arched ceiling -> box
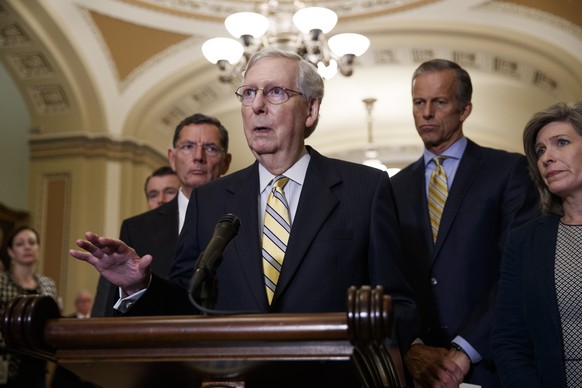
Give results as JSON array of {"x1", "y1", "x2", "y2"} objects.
[{"x1": 1, "y1": 0, "x2": 582, "y2": 171}]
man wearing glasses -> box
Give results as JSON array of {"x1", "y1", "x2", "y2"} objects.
[
  {"x1": 91, "y1": 113, "x2": 231, "y2": 316},
  {"x1": 72, "y1": 48, "x2": 418, "y2": 384}
]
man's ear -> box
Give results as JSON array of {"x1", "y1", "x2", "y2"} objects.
[
  {"x1": 167, "y1": 148, "x2": 177, "y2": 172},
  {"x1": 459, "y1": 102, "x2": 472, "y2": 122},
  {"x1": 305, "y1": 99, "x2": 320, "y2": 127},
  {"x1": 221, "y1": 153, "x2": 232, "y2": 175}
]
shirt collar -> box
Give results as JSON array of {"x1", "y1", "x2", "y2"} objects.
[
  {"x1": 423, "y1": 136, "x2": 468, "y2": 166},
  {"x1": 178, "y1": 188, "x2": 188, "y2": 207},
  {"x1": 259, "y1": 152, "x2": 311, "y2": 194}
]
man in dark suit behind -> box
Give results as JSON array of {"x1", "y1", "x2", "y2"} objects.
[
  {"x1": 144, "y1": 166, "x2": 180, "y2": 211},
  {"x1": 390, "y1": 59, "x2": 539, "y2": 387},
  {"x1": 91, "y1": 113, "x2": 231, "y2": 317}
]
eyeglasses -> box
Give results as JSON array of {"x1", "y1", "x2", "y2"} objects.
[
  {"x1": 175, "y1": 142, "x2": 224, "y2": 157},
  {"x1": 235, "y1": 85, "x2": 303, "y2": 105}
]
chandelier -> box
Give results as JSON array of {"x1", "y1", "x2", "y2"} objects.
[
  {"x1": 361, "y1": 97, "x2": 401, "y2": 177},
  {"x1": 201, "y1": 1, "x2": 370, "y2": 82}
]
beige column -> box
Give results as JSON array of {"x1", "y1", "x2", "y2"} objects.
[{"x1": 27, "y1": 135, "x2": 166, "y2": 314}]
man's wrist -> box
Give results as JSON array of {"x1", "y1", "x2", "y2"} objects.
[
  {"x1": 122, "y1": 273, "x2": 152, "y2": 296},
  {"x1": 451, "y1": 342, "x2": 471, "y2": 362}
]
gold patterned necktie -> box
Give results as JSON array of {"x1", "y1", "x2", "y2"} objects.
[
  {"x1": 428, "y1": 156, "x2": 448, "y2": 243},
  {"x1": 262, "y1": 176, "x2": 291, "y2": 304}
]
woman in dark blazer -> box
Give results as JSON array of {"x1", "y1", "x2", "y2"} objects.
[{"x1": 492, "y1": 100, "x2": 582, "y2": 387}]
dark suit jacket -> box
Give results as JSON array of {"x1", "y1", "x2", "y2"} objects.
[
  {"x1": 130, "y1": 147, "x2": 419, "y2": 348},
  {"x1": 91, "y1": 197, "x2": 179, "y2": 317},
  {"x1": 492, "y1": 215, "x2": 567, "y2": 387},
  {"x1": 390, "y1": 139, "x2": 539, "y2": 386}
]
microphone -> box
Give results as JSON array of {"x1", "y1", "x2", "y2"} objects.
[{"x1": 189, "y1": 214, "x2": 240, "y2": 309}]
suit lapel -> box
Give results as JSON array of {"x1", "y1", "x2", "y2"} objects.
[
  {"x1": 273, "y1": 150, "x2": 339, "y2": 304},
  {"x1": 533, "y1": 216, "x2": 561, "y2": 336},
  {"x1": 408, "y1": 158, "x2": 433, "y2": 245},
  {"x1": 224, "y1": 163, "x2": 266, "y2": 307},
  {"x1": 434, "y1": 141, "x2": 482, "y2": 254},
  {"x1": 397, "y1": 157, "x2": 434, "y2": 255},
  {"x1": 149, "y1": 198, "x2": 179, "y2": 275},
  {"x1": 154, "y1": 198, "x2": 179, "y2": 248}
]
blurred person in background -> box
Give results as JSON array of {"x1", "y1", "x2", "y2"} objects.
[
  {"x1": 0, "y1": 225, "x2": 57, "y2": 387},
  {"x1": 67, "y1": 289, "x2": 93, "y2": 318},
  {"x1": 144, "y1": 166, "x2": 180, "y2": 210},
  {"x1": 0, "y1": 229, "x2": 5, "y2": 273}
]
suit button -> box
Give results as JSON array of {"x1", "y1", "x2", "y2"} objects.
[{"x1": 430, "y1": 277, "x2": 438, "y2": 286}]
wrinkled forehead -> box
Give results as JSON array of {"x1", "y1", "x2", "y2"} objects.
[
  {"x1": 244, "y1": 57, "x2": 298, "y2": 87},
  {"x1": 177, "y1": 123, "x2": 222, "y2": 144}
]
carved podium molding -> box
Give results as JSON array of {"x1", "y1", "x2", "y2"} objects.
[{"x1": 1, "y1": 286, "x2": 406, "y2": 387}]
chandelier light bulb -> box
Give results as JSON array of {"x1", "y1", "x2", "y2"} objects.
[
  {"x1": 328, "y1": 33, "x2": 370, "y2": 57},
  {"x1": 317, "y1": 59, "x2": 338, "y2": 80},
  {"x1": 202, "y1": 38, "x2": 244, "y2": 64},
  {"x1": 292, "y1": 7, "x2": 338, "y2": 34},
  {"x1": 225, "y1": 12, "x2": 270, "y2": 39}
]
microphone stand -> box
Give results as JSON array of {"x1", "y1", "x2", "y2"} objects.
[
  {"x1": 198, "y1": 259, "x2": 218, "y2": 311},
  {"x1": 188, "y1": 254, "x2": 260, "y2": 316},
  {"x1": 189, "y1": 251, "x2": 219, "y2": 315},
  {"x1": 186, "y1": 213, "x2": 258, "y2": 316}
]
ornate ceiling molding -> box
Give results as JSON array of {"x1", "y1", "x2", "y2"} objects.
[
  {"x1": 0, "y1": 22, "x2": 31, "y2": 47},
  {"x1": 28, "y1": 85, "x2": 70, "y2": 114},
  {"x1": 481, "y1": 1, "x2": 582, "y2": 40},
  {"x1": 369, "y1": 45, "x2": 561, "y2": 95},
  {"x1": 29, "y1": 134, "x2": 167, "y2": 166},
  {"x1": 123, "y1": 0, "x2": 439, "y2": 21},
  {"x1": 6, "y1": 52, "x2": 54, "y2": 79}
]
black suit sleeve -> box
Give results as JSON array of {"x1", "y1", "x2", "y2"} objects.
[{"x1": 123, "y1": 274, "x2": 197, "y2": 316}]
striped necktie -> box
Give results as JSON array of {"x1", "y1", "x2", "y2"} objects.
[
  {"x1": 428, "y1": 156, "x2": 448, "y2": 243},
  {"x1": 262, "y1": 176, "x2": 291, "y2": 304}
]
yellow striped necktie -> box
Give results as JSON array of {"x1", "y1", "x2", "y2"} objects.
[
  {"x1": 262, "y1": 176, "x2": 291, "y2": 304},
  {"x1": 428, "y1": 156, "x2": 448, "y2": 243}
]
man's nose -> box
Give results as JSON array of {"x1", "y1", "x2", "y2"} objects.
[{"x1": 422, "y1": 103, "x2": 434, "y2": 118}]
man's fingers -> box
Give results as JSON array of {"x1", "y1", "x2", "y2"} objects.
[
  {"x1": 138, "y1": 255, "x2": 153, "y2": 270},
  {"x1": 69, "y1": 249, "x2": 87, "y2": 261},
  {"x1": 69, "y1": 248, "x2": 99, "y2": 266},
  {"x1": 84, "y1": 231, "x2": 101, "y2": 243},
  {"x1": 441, "y1": 358, "x2": 464, "y2": 385}
]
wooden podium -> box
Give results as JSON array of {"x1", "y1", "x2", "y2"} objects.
[{"x1": 1, "y1": 286, "x2": 407, "y2": 387}]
